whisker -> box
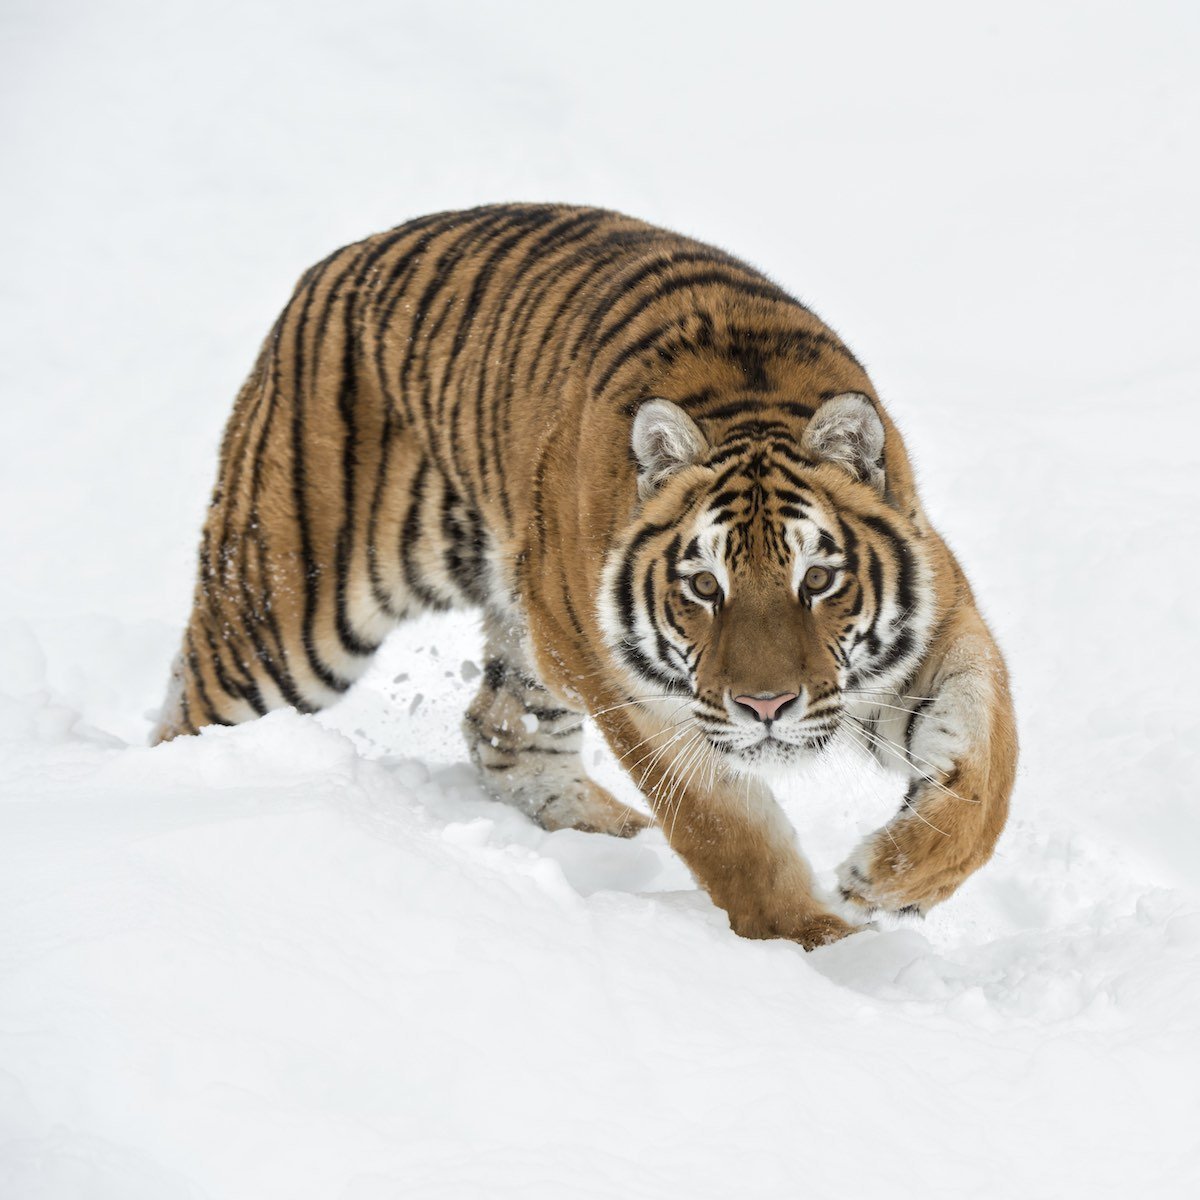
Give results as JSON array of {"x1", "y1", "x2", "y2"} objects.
[
  {"x1": 836, "y1": 727, "x2": 910, "y2": 856},
  {"x1": 630, "y1": 720, "x2": 695, "y2": 782},
  {"x1": 839, "y1": 716, "x2": 972, "y2": 814},
  {"x1": 578, "y1": 693, "x2": 694, "y2": 724},
  {"x1": 564, "y1": 696, "x2": 694, "y2": 755},
  {"x1": 843, "y1": 698, "x2": 924, "y2": 717},
  {"x1": 667, "y1": 733, "x2": 710, "y2": 840},
  {"x1": 845, "y1": 714, "x2": 979, "y2": 805},
  {"x1": 665, "y1": 735, "x2": 709, "y2": 843},
  {"x1": 843, "y1": 725, "x2": 948, "y2": 837},
  {"x1": 653, "y1": 731, "x2": 704, "y2": 841}
]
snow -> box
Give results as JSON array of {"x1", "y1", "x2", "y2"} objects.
[{"x1": 2, "y1": 1, "x2": 1199, "y2": 1197}]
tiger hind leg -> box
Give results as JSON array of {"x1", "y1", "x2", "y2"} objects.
[
  {"x1": 150, "y1": 432, "x2": 460, "y2": 745},
  {"x1": 150, "y1": 430, "x2": 409, "y2": 744},
  {"x1": 463, "y1": 614, "x2": 651, "y2": 837},
  {"x1": 150, "y1": 545, "x2": 397, "y2": 746}
]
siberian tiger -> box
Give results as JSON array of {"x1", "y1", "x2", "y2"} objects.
[{"x1": 156, "y1": 203, "x2": 1017, "y2": 949}]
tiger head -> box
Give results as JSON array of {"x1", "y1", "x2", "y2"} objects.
[{"x1": 600, "y1": 393, "x2": 938, "y2": 774}]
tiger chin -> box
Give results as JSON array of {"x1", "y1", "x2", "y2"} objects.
[{"x1": 155, "y1": 203, "x2": 1017, "y2": 951}]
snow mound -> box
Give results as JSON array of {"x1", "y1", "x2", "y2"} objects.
[{"x1": 2, "y1": 616, "x2": 1198, "y2": 1198}]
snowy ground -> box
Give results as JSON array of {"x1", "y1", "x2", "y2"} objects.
[{"x1": 2, "y1": 2, "x2": 1199, "y2": 1197}]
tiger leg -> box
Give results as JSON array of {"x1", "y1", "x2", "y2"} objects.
[
  {"x1": 836, "y1": 609, "x2": 1018, "y2": 916},
  {"x1": 463, "y1": 614, "x2": 652, "y2": 836},
  {"x1": 153, "y1": 504, "x2": 389, "y2": 744},
  {"x1": 153, "y1": 423, "x2": 492, "y2": 743},
  {"x1": 152, "y1": 462, "x2": 401, "y2": 745},
  {"x1": 153, "y1": 244, "x2": 451, "y2": 743},
  {"x1": 152, "y1": 519, "x2": 395, "y2": 746},
  {"x1": 599, "y1": 705, "x2": 860, "y2": 949}
]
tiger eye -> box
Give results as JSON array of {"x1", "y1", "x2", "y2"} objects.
[
  {"x1": 691, "y1": 571, "x2": 721, "y2": 600},
  {"x1": 804, "y1": 565, "x2": 833, "y2": 594}
]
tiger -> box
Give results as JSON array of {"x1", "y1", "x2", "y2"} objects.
[{"x1": 155, "y1": 203, "x2": 1017, "y2": 949}]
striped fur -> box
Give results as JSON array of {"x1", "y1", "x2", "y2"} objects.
[{"x1": 158, "y1": 204, "x2": 1017, "y2": 948}]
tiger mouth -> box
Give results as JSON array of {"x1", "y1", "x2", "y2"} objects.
[{"x1": 704, "y1": 725, "x2": 838, "y2": 759}]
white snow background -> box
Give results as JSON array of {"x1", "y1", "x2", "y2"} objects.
[{"x1": 2, "y1": 2, "x2": 1199, "y2": 1197}]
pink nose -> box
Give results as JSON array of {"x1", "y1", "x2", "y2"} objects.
[{"x1": 733, "y1": 692, "x2": 798, "y2": 722}]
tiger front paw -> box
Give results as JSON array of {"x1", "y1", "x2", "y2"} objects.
[
  {"x1": 836, "y1": 835, "x2": 956, "y2": 919},
  {"x1": 838, "y1": 861, "x2": 926, "y2": 919},
  {"x1": 728, "y1": 902, "x2": 864, "y2": 950},
  {"x1": 792, "y1": 910, "x2": 863, "y2": 951}
]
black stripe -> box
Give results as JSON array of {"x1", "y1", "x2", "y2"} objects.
[
  {"x1": 861, "y1": 513, "x2": 916, "y2": 621},
  {"x1": 473, "y1": 210, "x2": 608, "y2": 530},
  {"x1": 329, "y1": 244, "x2": 386, "y2": 659},
  {"x1": 399, "y1": 209, "x2": 525, "y2": 441},
  {"x1": 865, "y1": 545, "x2": 884, "y2": 619},
  {"x1": 289, "y1": 248, "x2": 356, "y2": 693},
  {"x1": 561, "y1": 582, "x2": 587, "y2": 639},
  {"x1": 185, "y1": 629, "x2": 229, "y2": 728},
  {"x1": 869, "y1": 629, "x2": 916, "y2": 681},
  {"x1": 661, "y1": 597, "x2": 687, "y2": 640},
  {"x1": 371, "y1": 221, "x2": 461, "y2": 423},
  {"x1": 528, "y1": 704, "x2": 573, "y2": 721},
  {"x1": 572, "y1": 250, "x2": 744, "y2": 361},
  {"x1": 615, "y1": 520, "x2": 674, "y2": 639},
  {"x1": 836, "y1": 514, "x2": 859, "y2": 574},
  {"x1": 441, "y1": 488, "x2": 489, "y2": 605},
  {"x1": 593, "y1": 269, "x2": 792, "y2": 360},
  {"x1": 241, "y1": 531, "x2": 315, "y2": 711},
  {"x1": 614, "y1": 636, "x2": 688, "y2": 691},
  {"x1": 362, "y1": 224, "x2": 456, "y2": 612},
  {"x1": 439, "y1": 210, "x2": 562, "y2": 524},
  {"x1": 719, "y1": 416, "x2": 797, "y2": 438},
  {"x1": 905, "y1": 695, "x2": 936, "y2": 749},
  {"x1": 374, "y1": 207, "x2": 513, "y2": 320},
  {"x1": 365, "y1": 419, "x2": 409, "y2": 619},
  {"x1": 203, "y1": 624, "x2": 267, "y2": 717},
  {"x1": 400, "y1": 459, "x2": 452, "y2": 611},
  {"x1": 236, "y1": 270, "x2": 332, "y2": 711},
  {"x1": 528, "y1": 231, "x2": 669, "y2": 392}
]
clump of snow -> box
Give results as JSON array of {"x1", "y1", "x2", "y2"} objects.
[{"x1": 2, "y1": 2, "x2": 1199, "y2": 1197}]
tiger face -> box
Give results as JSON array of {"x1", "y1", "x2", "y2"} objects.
[{"x1": 601, "y1": 395, "x2": 936, "y2": 775}]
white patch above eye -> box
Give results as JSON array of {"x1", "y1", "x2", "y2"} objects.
[
  {"x1": 785, "y1": 516, "x2": 843, "y2": 597},
  {"x1": 683, "y1": 517, "x2": 730, "y2": 600}
]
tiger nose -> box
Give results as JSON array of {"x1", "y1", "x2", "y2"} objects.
[{"x1": 732, "y1": 692, "x2": 799, "y2": 722}]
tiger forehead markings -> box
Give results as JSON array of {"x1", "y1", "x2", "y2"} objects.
[{"x1": 157, "y1": 203, "x2": 1017, "y2": 950}]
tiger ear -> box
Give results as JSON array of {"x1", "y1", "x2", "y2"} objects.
[
  {"x1": 802, "y1": 393, "x2": 886, "y2": 494},
  {"x1": 631, "y1": 399, "x2": 709, "y2": 499}
]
